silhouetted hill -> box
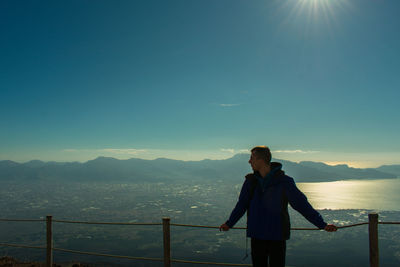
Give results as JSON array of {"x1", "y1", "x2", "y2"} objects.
[
  {"x1": 376, "y1": 165, "x2": 400, "y2": 177},
  {"x1": 0, "y1": 154, "x2": 397, "y2": 182},
  {"x1": 297, "y1": 161, "x2": 394, "y2": 181}
]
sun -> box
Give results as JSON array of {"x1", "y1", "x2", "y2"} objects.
[
  {"x1": 277, "y1": 0, "x2": 353, "y2": 34},
  {"x1": 295, "y1": 0, "x2": 348, "y2": 16}
]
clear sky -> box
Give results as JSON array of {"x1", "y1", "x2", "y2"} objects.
[{"x1": 1, "y1": 0, "x2": 399, "y2": 167}]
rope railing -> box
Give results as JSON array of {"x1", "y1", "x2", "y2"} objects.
[
  {"x1": 171, "y1": 222, "x2": 370, "y2": 230},
  {"x1": 0, "y1": 242, "x2": 46, "y2": 250},
  {"x1": 1, "y1": 213, "x2": 399, "y2": 267},
  {"x1": 0, "y1": 218, "x2": 45, "y2": 222},
  {"x1": 53, "y1": 247, "x2": 164, "y2": 262},
  {"x1": 0, "y1": 218, "x2": 379, "y2": 229},
  {"x1": 53, "y1": 219, "x2": 162, "y2": 226}
]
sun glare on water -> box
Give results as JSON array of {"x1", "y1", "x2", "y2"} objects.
[{"x1": 298, "y1": 179, "x2": 400, "y2": 211}]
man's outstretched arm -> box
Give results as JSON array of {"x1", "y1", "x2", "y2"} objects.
[
  {"x1": 285, "y1": 178, "x2": 338, "y2": 231},
  {"x1": 219, "y1": 179, "x2": 251, "y2": 231}
]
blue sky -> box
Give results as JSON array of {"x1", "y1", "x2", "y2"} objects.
[{"x1": 1, "y1": 0, "x2": 399, "y2": 167}]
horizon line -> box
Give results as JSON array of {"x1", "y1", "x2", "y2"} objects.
[{"x1": 1, "y1": 154, "x2": 399, "y2": 169}]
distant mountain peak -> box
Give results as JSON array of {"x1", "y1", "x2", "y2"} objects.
[
  {"x1": 300, "y1": 161, "x2": 329, "y2": 166},
  {"x1": 91, "y1": 156, "x2": 118, "y2": 161},
  {"x1": 0, "y1": 160, "x2": 20, "y2": 168},
  {"x1": 229, "y1": 153, "x2": 250, "y2": 160}
]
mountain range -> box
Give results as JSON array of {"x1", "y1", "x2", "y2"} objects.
[{"x1": 0, "y1": 154, "x2": 399, "y2": 183}]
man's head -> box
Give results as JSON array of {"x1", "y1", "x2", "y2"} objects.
[{"x1": 248, "y1": 146, "x2": 271, "y2": 171}]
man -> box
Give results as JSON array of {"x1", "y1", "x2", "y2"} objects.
[{"x1": 219, "y1": 146, "x2": 337, "y2": 267}]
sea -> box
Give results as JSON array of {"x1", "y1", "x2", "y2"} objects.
[{"x1": 297, "y1": 178, "x2": 400, "y2": 211}]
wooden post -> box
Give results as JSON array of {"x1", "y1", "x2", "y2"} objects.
[
  {"x1": 46, "y1": 215, "x2": 53, "y2": 267},
  {"x1": 368, "y1": 213, "x2": 379, "y2": 267},
  {"x1": 162, "y1": 217, "x2": 171, "y2": 267}
]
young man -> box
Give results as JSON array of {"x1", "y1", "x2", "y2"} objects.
[{"x1": 220, "y1": 146, "x2": 337, "y2": 267}]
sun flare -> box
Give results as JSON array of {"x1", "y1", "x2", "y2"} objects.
[{"x1": 277, "y1": 0, "x2": 353, "y2": 35}]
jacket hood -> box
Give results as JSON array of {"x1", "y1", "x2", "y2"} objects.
[
  {"x1": 249, "y1": 162, "x2": 285, "y2": 178},
  {"x1": 245, "y1": 162, "x2": 286, "y2": 189}
]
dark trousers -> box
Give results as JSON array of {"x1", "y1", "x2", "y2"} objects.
[{"x1": 251, "y1": 238, "x2": 286, "y2": 267}]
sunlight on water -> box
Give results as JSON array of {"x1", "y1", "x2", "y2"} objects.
[{"x1": 297, "y1": 178, "x2": 400, "y2": 211}]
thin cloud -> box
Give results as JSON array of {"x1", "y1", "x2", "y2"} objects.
[
  {"x1": 273, "y1": 150, "x2": 319, "y2": 154},
  {"x1": 98, "y1": 149, "x2": 147, "y2": 155},
  {"x1": 63, "y1": 149, "x2": 78, "y2": 152},
  {"x1": 219, "y1": 103, "x2": 241, "y2": 107},
  {"x1": 220, "y1": 148, "x2": 249, "y2": 154},
  {"x1": 220, "y1": 148, "x2": 235, "y2": 153},
  {"x1": 63, "y1": 148, "x2": 147, "y2": 155}
]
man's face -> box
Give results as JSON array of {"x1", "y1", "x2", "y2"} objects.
[{"x1": 248, "y1": 152, "x2": 262, "y2": 171}]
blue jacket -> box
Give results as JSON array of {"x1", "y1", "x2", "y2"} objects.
[{"x1": 226, "y1": 162, "x2": 327, "y2": 240}]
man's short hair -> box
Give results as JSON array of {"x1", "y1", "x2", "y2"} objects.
[{"x1": 251, "y1": 146, "x2": 272, "y2": 164}]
